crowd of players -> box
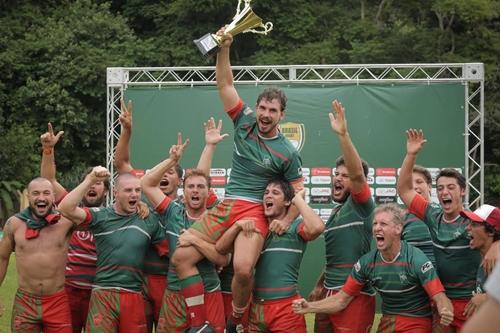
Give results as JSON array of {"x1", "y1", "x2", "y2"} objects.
[{"x1": 1, "y1": 28, "x2": 500, "y2": 333}]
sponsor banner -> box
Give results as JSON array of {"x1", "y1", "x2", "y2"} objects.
[
  {"x1": 376, "y1": 168, "x2": 397, "y2": 176},
  {"x1": 431, "y1": 195, "x2": 439, "y2": 204},
  {"x1": 310, "y1": 196, "x2": 331, "y2": 204},
  {"x1": 320, "y1": 208, "x2": 333, "y2": 216},
  {"x1": 397, "y1": 197, "x2": 403, "y2": 205},
  {"x1": 370, "y1": 187, "x2": 375, "y2": 196},
  {"x1": 311, "y1": 176, "x2": 331, "y2": 185},
  {"x1": 367, "y1": 176, "x2": 375, "y2": 185},
  {"x1": 311, "y1": 167, "x2": 331, "y2": 176},
  {"x1": 227, "y1": 168, "x2": 232, "y2": 176},
  {"x1": 214, "y1": 188, "x2": 225, "y2": 198},
  {"x1": 304, "y1": 176, "x2": 310, "y2": 185},
  {"x1": 368, "y1": 168, "x2": 375, "y2": 176},
  {"x1": 321, "y1": 216, "x2": 330, "y2": 222},
  {"x1": 376, "y1": 176, "x2": 396, "y2": 185},
  {"x1": 177, "y1": 188, "x2": 184, "y2": 197},
  {"x1": 209, "y1": 168, "x2": 226, "y2": 177},
  {"x1": 302, "y1": 168, "x2": 310, "y2": 176},
  {"x1": 376, "y1": 196, "x2": 397, "y2": 204},
  {"x1": 375, "y1": 187, "x2": 397, "y2": 197},
  {"x1": 332, "y1": 168, "x2": 336, "y2": 175},
  {"x1": 211, "y1": 176, "x2": 226, "y2": 185},
  {"x1": 311, "y1": 187, "x2": 332, "y2": 196}
]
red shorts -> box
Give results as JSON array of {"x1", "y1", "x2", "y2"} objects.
[
  {"x1": 191, "y1": 199, "x2": 268, "y2": 240},
  {"x1": 378, "y1": 314, "x2": 431, "y2": 333},
  {"x1": 65, "y1": 284, "x2": 92, "y2": 333},
  {"x1": 11, "y1": 288, "x2": 72, "y2": 333},
  {"x1": 314, "y1": 288, "x2": 375, "y2": 333},
  {"x1": 145, "y1": 274, "x2": 167, "y2": 325},
  {"x1": 85, "y1": 288, "x2": 148, "y2": 333},
  {"x1": 432, "y1": 298, "x2": 469, "y2": 333},
  {"x1": 157, "y1": 289, "x2": 225, "y2": 333},
  {"x1": 249, "y1": 294, "x2": 307, "y2": 333}
]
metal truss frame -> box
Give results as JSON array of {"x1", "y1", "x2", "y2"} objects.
[{"x1": 107, "y1": 63, "x2": 484, "y2": 207}]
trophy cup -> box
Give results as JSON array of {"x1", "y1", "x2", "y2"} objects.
[{"x1": 194, "y1": 0, "x2": 273, "y2": 57}]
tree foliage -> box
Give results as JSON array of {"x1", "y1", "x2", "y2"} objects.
[{"x1": 0, "y1": 0, "x2": 498, "y2": 204}]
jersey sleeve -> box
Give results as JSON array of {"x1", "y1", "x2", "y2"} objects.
[
  {"x1": 76, "y1": 207, "x2": 100, "y2": 231},
  {"x1": 206, "y1": 189, "x2": 219, "y2": 209},
  {"x1": 412, "y1": 247, "x2": 445, "y2": 298},
  {"x1": 351, "y1": 182, "x2": 375, "y2": 219},
  {"x1": 155, "y1": 196, "x2": 172, "y2": 215},
  {"x1": 284, "y1": 151, "x2": 303, "y2": 183},
  {"x1": 408, "y1": 193, "x2": 430, "y2": 221},
  {"x1": 226, "y1": 99, "x2": 246, "y2": 122},
  {"x1": 342, "y1": 274, "x2": 365, "y2": 297}
]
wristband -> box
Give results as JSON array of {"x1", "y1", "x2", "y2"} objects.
[{"x1": 43, "y1": 147, "x2": 53, "y2": 155}]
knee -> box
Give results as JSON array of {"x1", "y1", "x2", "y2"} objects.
[{"x1": 233, "y1": 264, "x2": 253, "y2": 283}]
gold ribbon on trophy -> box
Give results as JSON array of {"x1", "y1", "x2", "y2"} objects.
[{"x1": 194, "y1": 0, "x2": 273, "y2": 57}]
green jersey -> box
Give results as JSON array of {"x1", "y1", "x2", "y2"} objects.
[
  {"x1": 409, "y1": 194, "x2": 480, "y2": 298},
  {"x1": 324, "y1": 184, "x2": 375, "y2": 295},
  {"x1": 344, "y1": 241, "x2": 444, "y2": 317},
  {"x1": 81, "y1": 207, "x2": 167, "y2": 292},
  {"x1": 254, "y1": 219, "x2": 308, "y2": 301},
  {"x1": 156, "y1": 197, "x2": 220, "y2": 292},
  {"x1": 225, "y1": 100, "x2": 303, "y2": 202},
  {"x1": 402, "y1": 213, "x2": 436, "y2": 266}
]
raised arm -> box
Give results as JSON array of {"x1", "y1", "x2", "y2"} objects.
[
  {"x1": 397, "y1": 129, "x2": 428, "y2": 207},
  {"x1": 141, "y1": 134, "x2": 189, "y2": 208},
  {"x1": 177, "y1": 229, "x2": 230, "y2": 267},
  {"x1": 114, "y1": 99, "x2": 134, "y2": 174},
  {"x1": 40, "y1": 123, "x2": 66, "y2": 202},
  {"x1": 215, "y1": 28, "x2": 239, "y2": 111},
  {"x1": 293, "y1": 189, "x2": 324, "y2": 240},
  {"x1": 0, "y1": 218, "x2": 15, "y2": 286},
  {"x1": 196, "y1": 117, "x2": 228, "y2": 175},
  {"x1": 329, "y1": 100, "x2": 366, "y2": 193},
  {"x1": 58, "y1": 166, "x2": 110, "y2": 224},
  {"x1": 292, "y1": 289, "x2": 354, "y2": 314}
]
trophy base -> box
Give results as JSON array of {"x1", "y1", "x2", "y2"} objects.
[{"x1": 193, "y1": 33, "x2": 220, "y2": 57}]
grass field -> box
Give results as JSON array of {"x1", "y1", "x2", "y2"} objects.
[{"x1": 0, "y1": 255, "x2": 380, "y2": 332}]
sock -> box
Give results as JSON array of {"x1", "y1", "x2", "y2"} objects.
[
  {"x1": 230, "y1": 301, "x2": 248, "y2": 325},
  {"x1": 180, "y1": 274, "x2": 206, "y2": 327}
]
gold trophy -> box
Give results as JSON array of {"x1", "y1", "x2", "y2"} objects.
[{"x1": 194, "y1": 0, "x2": 273, "y2": 57}]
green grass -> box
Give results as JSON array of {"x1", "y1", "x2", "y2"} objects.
[
  {"x1": 0, "y1": 256, "x2": 380, "y2": 332},
  {"x1": 0, "y1": 255, "x2": 17, "y2": 332}
]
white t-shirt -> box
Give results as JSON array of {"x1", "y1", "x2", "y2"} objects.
[{"x1": 485, "y1": 261, "x2": 500, "y2": 302}]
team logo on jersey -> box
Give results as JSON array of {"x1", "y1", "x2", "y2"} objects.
[
  {"x1": 243, "y1": 106, "x2": 253, "y2": 115},
  {"x1": 279, "y1": 122, "x2": 305, "y2": 152},
  {"x1": 354, "y1": 260, "x2": 361, "y2": 272},
  {"x1": 421, "y1": 261, "x2": 433, "y2": 273},
  {"x1": 399, "y1": 273, "x2": 408, "y2": 284},
  {"x1": 263, "y1": 157, "x2": 271, "y2": 167},
  {"x1": 76, "y1": 231, "x2": 93, "y2": 241}
]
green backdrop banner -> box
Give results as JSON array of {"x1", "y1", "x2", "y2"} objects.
[{"x1": 125, "y1": 83, "x2": 465, "y2": 296}]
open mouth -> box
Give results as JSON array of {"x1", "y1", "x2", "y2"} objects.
[
  {"x1": 160, "y1": 180, "x2": 169, "y2": 187},
  {"x1": 190, "y1": 196, "x2": 200, "y2": 204},
  {"x1": 265, "y1": 201, "x2": 274, "y2": 209},
  {"x1": 87, "y1": 190, "x2": 97, "y2": 198},
  {"x1": 333, "y1": 183, "x2": 343, "y2": 196},
  {"x1": 375, "y1": 234, "x2": 385, "y2": 246},
  {"x1": 128, "y1": 199, "x2": 137, "y2": 207},
  {"x1": 441, "y1": 198, "x2": 452, "y2": 209},
  {"x1": 35, "y1": 201, "x2": 48, "y2": 210}
]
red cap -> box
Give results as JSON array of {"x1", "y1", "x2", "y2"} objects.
[{"x1": 461, "y1": 205, "x2": 500, "y2": 232}]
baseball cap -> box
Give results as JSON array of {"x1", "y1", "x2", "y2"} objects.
[{"x1": 461, "y1": 204, "x2": 500, "y2": 232}]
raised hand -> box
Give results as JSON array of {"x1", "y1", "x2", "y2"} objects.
[
  {"x1": 88, "y1": 166, "x2": 110, "y2": 184},
  {"x1": 406, "y1": 129, "x2": 427, "y2": 156},
  {"x1": 119, "y1": 99, "x2": 133, "y2": 131},
  {"x1": 291, "y1": 188, "x2": 306, "y2": 205},
  {"x1": 216, "y1": 26, "x2": 233, "y2": 48},
  {"x1": 328, "y1": 100, "x2": 348, "y2": 136},
  {"x1": 40, "y1": 122, "x2": 64, "y2": 148},
  {"x1": 204, "y1": 117, "x2": 229, "y2": 145},
  {"x1": 168, "y1": 132, "x2": 189, "y2": 162}
]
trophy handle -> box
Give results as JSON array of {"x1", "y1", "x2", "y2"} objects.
[{"x1": 245, "y1": 21, "x2": 273, "y2": 35}]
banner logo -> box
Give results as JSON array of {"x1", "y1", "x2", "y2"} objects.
[{"x1": 279, "y1": 122, "x2": 305, "y2": 152}]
